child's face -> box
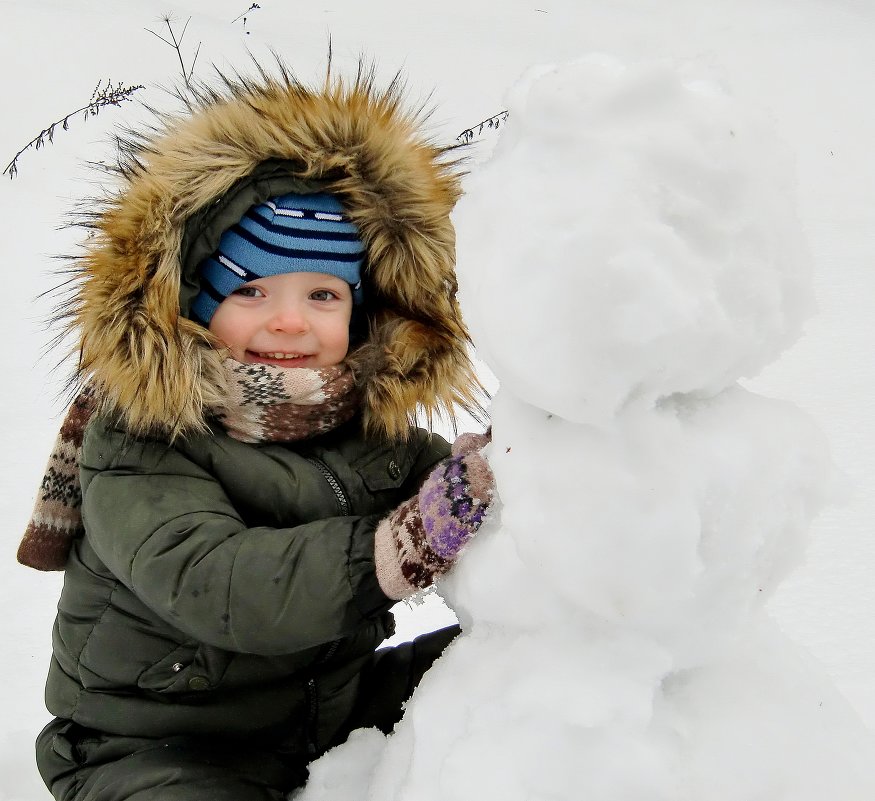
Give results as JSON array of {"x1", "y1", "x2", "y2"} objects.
[{"x1": 208, "y1": 272, "x2": 353, "y2": 368}]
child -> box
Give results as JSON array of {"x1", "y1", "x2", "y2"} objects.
[{"x1": 18, "y1": 65, "x2": 493, "y2": 801}]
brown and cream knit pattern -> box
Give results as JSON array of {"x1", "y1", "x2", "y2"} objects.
[
  {"x1": 216, "y1": 360, "x2": 359, "y2": 443},
  {"x1": 374, "y1": 497, "x2": 452, "y2": 601},
  {"x1": 18, "y1": 360, "x2": 360, "y2": 571},
  {"x1": 17, "y1": 387, "x2": 98, "y2": 570}
]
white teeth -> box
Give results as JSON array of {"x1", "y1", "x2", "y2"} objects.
[{"x1": 258, "y1": 352, "x2": 304, "y2": 359}]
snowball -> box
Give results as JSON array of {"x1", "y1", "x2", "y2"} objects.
[{"x1": 455, "y1": 54, "x2": 814, "y2": 427}]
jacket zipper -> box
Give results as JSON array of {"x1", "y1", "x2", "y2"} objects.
[
  {"x1": 321, "y1": 640, "x2": 341, "y2": 663},
  {"x1": 305, "y1": 678, "x2": 319, "y2": 755},
  {"x1": 301, "y1": 458, "x2": 347, "y2": 755},
  {"x1": 305, "y1": 456, "x2": 350, "y2": 515},
  {"x1": 304, "y1": 640, "x2": 342, "y2": 755}
]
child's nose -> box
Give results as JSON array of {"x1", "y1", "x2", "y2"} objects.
[{"x1": 268, "y1": 304, "x2": 309, "y2": 334}]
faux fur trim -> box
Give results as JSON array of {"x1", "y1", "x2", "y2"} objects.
[{"x1": 57, "y1": 61, "x2": 485, "y2": 440}]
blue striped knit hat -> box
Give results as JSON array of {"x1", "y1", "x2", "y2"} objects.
[{"x1": 191, "y1": 191, "x2": 366, "y2": 324}]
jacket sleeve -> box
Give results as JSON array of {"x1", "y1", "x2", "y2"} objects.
[
  {"x1": 79, "y1": 425, "x2": 416, "y2": 657},
  {"x1": 405, "y1": 429, "x2": 453, "y2": 490}
]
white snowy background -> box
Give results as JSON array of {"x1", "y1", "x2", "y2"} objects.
[{"x1": 2, "y1": 1, "x2": 874, "y2": 799}]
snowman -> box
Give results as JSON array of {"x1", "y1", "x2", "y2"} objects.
[{"x1": 297, "y1": 55, "x2": 875, "y2": 801}]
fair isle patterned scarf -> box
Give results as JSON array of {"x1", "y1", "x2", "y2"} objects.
[{"x1": 17, "y1": 359, "x2": 359, "y2": 571}]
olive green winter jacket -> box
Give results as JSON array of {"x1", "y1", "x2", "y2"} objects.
[
  {"x1": 46, "y1": 414, "x2": 448, "y2": 753},
  {"x1": 39, "y1": 65, "x2": 482, "y2": 759}
]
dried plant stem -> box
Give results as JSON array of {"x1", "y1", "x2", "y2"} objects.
[
  {"x1": 232, "y1": 3, "x2": 261, "y2": 25},
  {"x1": 145, "y1": 15, "x2": 201, "y2": 87},
  {"x1": 3, "y1": 80, "x2": 144, "y2": 180},
  {"x1": 458, "y1": 110, "x2": 510, "y2": 144}
]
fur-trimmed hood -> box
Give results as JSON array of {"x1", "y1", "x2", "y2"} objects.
[{"x1": 63, "y1": 63, "x2": 483, "y2": 440}]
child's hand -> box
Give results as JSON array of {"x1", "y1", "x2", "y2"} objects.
[
  {"x1": 373, "y1": 437, "x2": 495, "y2": 600},
  {"x1": 418, "y1": 449, "x2": 494, "y2": 560}
]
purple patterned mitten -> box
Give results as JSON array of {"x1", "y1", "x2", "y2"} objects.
[
  {"x1": 418, "y1": 451, "x2": 494, "y2": 559},
  {"x1": 373, "y1": 442, "x2": 495, "y2": 600}
]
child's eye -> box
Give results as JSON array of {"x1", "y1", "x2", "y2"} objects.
[
  {"x1": 233, "y1": 285, "x2": 264, "y2": 298},
  {"x1": 310, "y1": 289, "x2": 338, "y2": 302}
]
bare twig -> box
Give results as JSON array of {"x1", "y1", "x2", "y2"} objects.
[
  {"x1": 231, "y1": 3, "x2": 261, "y2": 34},
  {"x1": 232, "y1": 4, "x2": 261, "y2": 24},
  {"x1": 457, "y1": 110, "x2": 510, "y2": 144},
  {"x1": 3, "y1": 80, "x2": 144, "y2": 180},
  {"x1": 145, "y1": 15, "x2": 201, "y2": 86},
  {"x1": 188, "y1": 42, "x2": 201, "y2": 83}
]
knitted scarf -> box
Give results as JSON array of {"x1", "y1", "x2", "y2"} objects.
[{"x1": 17, "y1": 359, "x2": 359, "y2": 571}]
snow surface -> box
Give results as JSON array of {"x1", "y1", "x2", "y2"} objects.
[{"x1": 2, "y1": 1, "x2": 875, "y2": 799}]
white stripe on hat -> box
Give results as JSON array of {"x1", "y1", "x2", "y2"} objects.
[
  {"x1": 218, "y1": 254, "x2": 247, "y2": 277},
  {"x1": 264, "y1": 200, "x2": 305, "y2": 218}
]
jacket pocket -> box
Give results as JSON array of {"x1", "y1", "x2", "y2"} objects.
[
  {"x1": 36, "y1": 719, "x2": 106, "y2": 800},
  {"x1": 137, "y1": 642, "x2": 233, "y2": 693},
  {"x1": 353, "y1": 445, "x2": 415, "y2": 493}
]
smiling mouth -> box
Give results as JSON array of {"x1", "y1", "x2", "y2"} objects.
[{"x1": 246, "y1": 350, "x2": 312, "y2": 364}]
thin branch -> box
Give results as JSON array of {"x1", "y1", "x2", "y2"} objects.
[
  {"x1": 145, "y1": 15, "x2": 201, "y2": 87},
  {"x1": 457, "y1": 110, "x2": 510, "y2": 144},
  {"x1": 188, "y1": 42, "x2": 202, "y2": 83},
  {"x1": 169, "y1": 18, "x2": 188, "y2": 86},
  {"x1": 3, "y1": 80, "x2": 144, "y2": 179},
  {"x1": 232, "y1": 4, "x2": 261, "y2": 25},
  {"x1": 143, "y1": 27, "x2": 174, "y2": 47}
]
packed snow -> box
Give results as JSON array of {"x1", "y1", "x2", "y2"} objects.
[
  {"x1": 295, "y1": 55, "x2": 875, "y2": 800},
  {"x1": 3, "y1": 1, "x2": 875, "y2": 800}
]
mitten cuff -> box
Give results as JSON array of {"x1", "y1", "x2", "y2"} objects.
[
  {"x1": 374, "y1": 497, "x2": 450, "y2": 601},
  {"x1": 374, "y1": 509, "x2": 415, "y2": 601}
]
